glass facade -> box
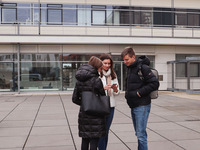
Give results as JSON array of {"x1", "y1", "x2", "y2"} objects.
[
  {"x1": 0, "y1": 52, "x2": 156, "y2": 92},
  {"x1": 176, "y1": 54, "x2": 200, "y2": 77},
  {"x1": 0, "y1": 2, "x2": 200, "y2": 28}
]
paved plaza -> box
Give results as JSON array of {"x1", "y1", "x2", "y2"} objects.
[{"x1": 0, "y1": 91, "x2": 200, "y2": 150}]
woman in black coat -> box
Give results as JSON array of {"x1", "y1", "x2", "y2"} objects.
[{"x1": 72, "y1": 56, "x2": 106, "y2": 150}]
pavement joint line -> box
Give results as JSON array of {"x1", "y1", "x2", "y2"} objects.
[
  {"x1": 22, "y1": 94, "x2": 46, "y2": 150},
  {"x1": 0, "y1": 95, "x2": 32, "y2": 123},
  {"x1": 152, "y1": 103, "x2": 200, "y2": 135},
  {"x1": 116, "y1": 105, "x2": 186, "y2": 150},
  {"x1": 59, "y1": 94, "x2": 77, "y2": 150},
  {"x1": 110, "y1": 129, "x2": 131, "y2": 150}
]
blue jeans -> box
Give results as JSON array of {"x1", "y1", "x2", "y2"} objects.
[
  {"x1": 98, "y1": 107, "x2": 115, "y2": 150},
  {"x1": 131, "y1": 104, "x2": 151, "y2": 150}
]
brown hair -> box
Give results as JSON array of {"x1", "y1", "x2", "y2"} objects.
[
  {"x1": 121, "y1": 47, "x2": 135, "y2": 58},
  {"x1": 99, "y1": 53, "x2": 116, "y2": 80},
  {"x1": 88, "y1": 56, "x2": 103, "y2": 70}
]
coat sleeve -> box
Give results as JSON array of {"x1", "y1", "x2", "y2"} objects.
[
  {"x1": 94, "y1": 77, "x2": 106, "y2": 96},
  {"x1": 137, "y1": 65, "x2": 160, "y2": 97},
  {"x1": 72, "y1": 82, "x2": 81, "y2": 105}
]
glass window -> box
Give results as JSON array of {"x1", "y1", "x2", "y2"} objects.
[
  {"x1": 78, "y1": 5, "x2": 91, "y2": 26},
  {"x1": 176, "y1": 54, "x2": 200, "y2": 77},
  {"x1": 187, "y1": 10, "x2": 200, "y2": 27},
  {"x1": 141, "y1": 8, "x2": 152, "y2": 26},
  {"x1": 41, "y1": 4, "x2": 47, "y2": 25},
  {"x1": 113, "y1": 7, "x2": 120, "y2": 25},
  {"x1": 176, "y1": 9, "x2": 187, "y2": 27},
  {"x1": 106, "y1": 6, "x2": 113, "y2": 25},
  {"x1": 33, "y1": 4, "x2": 40, "y2": 25},
  {"x1": 113, "y1": 6, "x2": 131, "y2": 26},
  {"x1": 133, "y1": 7, "x2": 152, "y2": 26},
  {"x1": 19, "y1": 62, "x2": 62, "y2": 91},
  {"x1": 0, "y1": 62, "x2": 18, "y2": 91},
  {"x1": 92, "y1": 5, "x2": 106, "y2": 25},
  {"x1": 63, "y1": 5, "x2": 77, "y2": 25},
  {"x1": 2, "y1": 3, "x2": 17, "y2": 24},
  {"x1": 153, "y1": 8, "x2": 173, "y2": 27},
  {"x1": 17, "y1": 3, "x2": 31, "y2": 25},
  {"x1": 47, "y1": 4, "x2": 62, "y2": 25},
  {"x1": 0, "y1": 54, "x2": 17, "y2": 61}
]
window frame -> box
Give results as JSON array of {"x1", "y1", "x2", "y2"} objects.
[
  {"x1": 47, "y1": 4, "x2": 63, "y2": 25},
  {"x1": 91, "y1": 5, "x2": 106, "y2": 26},
  {"x1": 1, "y1": 3, "x2": 17, "y2": 24}
]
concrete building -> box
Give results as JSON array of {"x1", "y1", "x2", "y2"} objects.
[{"x1": 0, "y1": 0, "x2": 200, "y2": 92}]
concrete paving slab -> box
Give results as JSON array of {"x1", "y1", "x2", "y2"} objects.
[
  {"x1": 0, "y1": 91, "x2": 200, "y2": 150},
  {"x1": 25, "y1": 135, "x2": 73, "y2": 147},
  {"x1": 0, "y1": 136, "x2": 26, "y2": 149},
  {"x1": 0, "y1": 127, "x2": 30, "y2": 137},
  {"x1": 174, "y1": 139, "x2": 200, "y2": 150},
  {"x1": 0, "y1": 120, "x2": 33, "y2": 128},
  {"x1": 30, "y1": 126, "x2": 70, "y2": 135}
]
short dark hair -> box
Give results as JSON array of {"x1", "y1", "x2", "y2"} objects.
[
  {"x1": 88, "y1": 56, "x2": 103, "y2": 70},
  {"x1": 121, "y1": 47, "x2": 135, "y2": 58},
  {"x1": 99, "y1": 53, "x2": 116, "y2": 79}
]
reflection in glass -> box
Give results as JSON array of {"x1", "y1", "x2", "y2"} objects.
[
  {"x1": 2, "y1": 8, "x2": 17, "y2": 23},
  {"x1": 17, "y1": 3, "x2": 31, "y2": 25},
  {"x1": 0, "y1": 62, "x2": 17, "y2": 91},
  {"x1": 18, "y1": 62, "x2": 62, "y2": 91},
  {"x1": 63, "y1": 5, "x2": 77, "y2": 25}
]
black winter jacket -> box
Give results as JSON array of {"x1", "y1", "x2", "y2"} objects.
[
  {"x1": 125, "y1": 56, "x2": 159, "y2": 108},
  {"x1": 72, "y1": 64, "x2": 106, "y2": 138}
]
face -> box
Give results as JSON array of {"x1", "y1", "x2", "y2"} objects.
[
  {"x1": 102, "y1": 59, "x2": 111, "y2": 71},
  {"x1": 123, "y1": 54, "x2": 135, "y2": 66}
]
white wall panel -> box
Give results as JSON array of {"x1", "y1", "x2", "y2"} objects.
[
  {"x1": 63, "y1": 45, "x2": 109, "y2": 53},
  {"x1": 174, "y1": 0, "x2": 200, "y2": 9},
  {"x1": 86, "y1": 0, "x2": 129, "y2": 6},
  {"x1": 0, "y1": 45, "x2": 16, "y2": 53},
  {"x1": 131, "y1": 0, "x2": 171, "y2": 8},
  {"x1": 20, "y1": 45, "x2": 38, "y2": 53},
  {"x1": 39, "y1": 45, "x2": 62, "y2": 53}
]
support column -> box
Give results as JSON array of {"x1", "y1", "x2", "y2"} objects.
[
  {"x1": 17, "y1": 43, "x2": 20, "y2": 94},
  {"x1": 186, "y1": 61, "x2": 190, "y2": 90}
]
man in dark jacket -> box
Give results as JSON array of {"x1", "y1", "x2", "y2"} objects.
[{"x1": 121, "y1": 47, "x2": 159, "y2": 150}]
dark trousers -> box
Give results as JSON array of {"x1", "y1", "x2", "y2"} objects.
[
  {"x1": 81, "y1": 138, "x2": 99, "y2": 150},
  {"x1": 98, "y1": 107, "x2": 115, "y2": 150}
]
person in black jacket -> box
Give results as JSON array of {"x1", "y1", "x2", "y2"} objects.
[
  {"x1": 72, "y1": 56, "x2": 106, "y2": 150},
  {"x1": 121, "y1": 47, "x2": 159, "y2": 150}
]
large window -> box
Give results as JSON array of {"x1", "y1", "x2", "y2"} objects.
[
  {"x1": 1, "y1": 3, "x2": 17, "y2": 24},
  {"x1": 175, "y1": 9, "x2": 187, "y2": 27},
  {"x1": 176, "y1": 54, "x2": 200, "y2": 77},
  {"x1": 47, "y1": 4, "x2": 62, "y2": 25},
  {"x1": 92, "y1": 5, "x2": 106, "y2": 25},
  {"x1": 17, "y1": 3, "x2": 31, "y2": 25},
  {"x1": 63, "y1": 5, "x2": 77, "y2": 25},
  {"x1": 1, "y1": 3, "x2": 200, "y2": 28},
  {"x1": 133, "y1": 7, "x2": 153, "y2": 26},
  {"x1": 187, "y1": 10, "x2": 200, "y2": 27},
  {"x1": 154, "y1": 8, "x2": 174, "y2": 27}
]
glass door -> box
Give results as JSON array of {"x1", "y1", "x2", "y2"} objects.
[
  {"x1": 62, "y1": 62, "x2": 87, "y2": 91},
  {"x1": 0, "y1": 62, "x2": 17, "y2": 91}
]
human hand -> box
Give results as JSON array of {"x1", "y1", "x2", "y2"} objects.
[
  {"x1": 111, "y1": 84, "x2": 118, "y2": 92},
  {"x1": 104, "y1": 84, "x2": 111, "y2": 90}
]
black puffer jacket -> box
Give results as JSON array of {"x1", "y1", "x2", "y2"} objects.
[
  {"x1": 125, "y1": 56, "x2": 159, "y2": 108},
  {"x1": 72, "y1": 64, "x2": 106, "y2": 138}
]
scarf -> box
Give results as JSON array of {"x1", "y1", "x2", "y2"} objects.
[{"x1": 103, "y1": 69, "x2": 111, "y2": 96}]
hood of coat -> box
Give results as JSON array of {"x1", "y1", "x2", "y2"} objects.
[
  {"x1": 128, "y1": 55, "x2": 150, "y2": 68},
  {"x1": 75, "y1": 64, "x2": 98, "y2": 82},
  {"x1": 138, "y1": 55, "x2": 150, "y2": 66}
]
